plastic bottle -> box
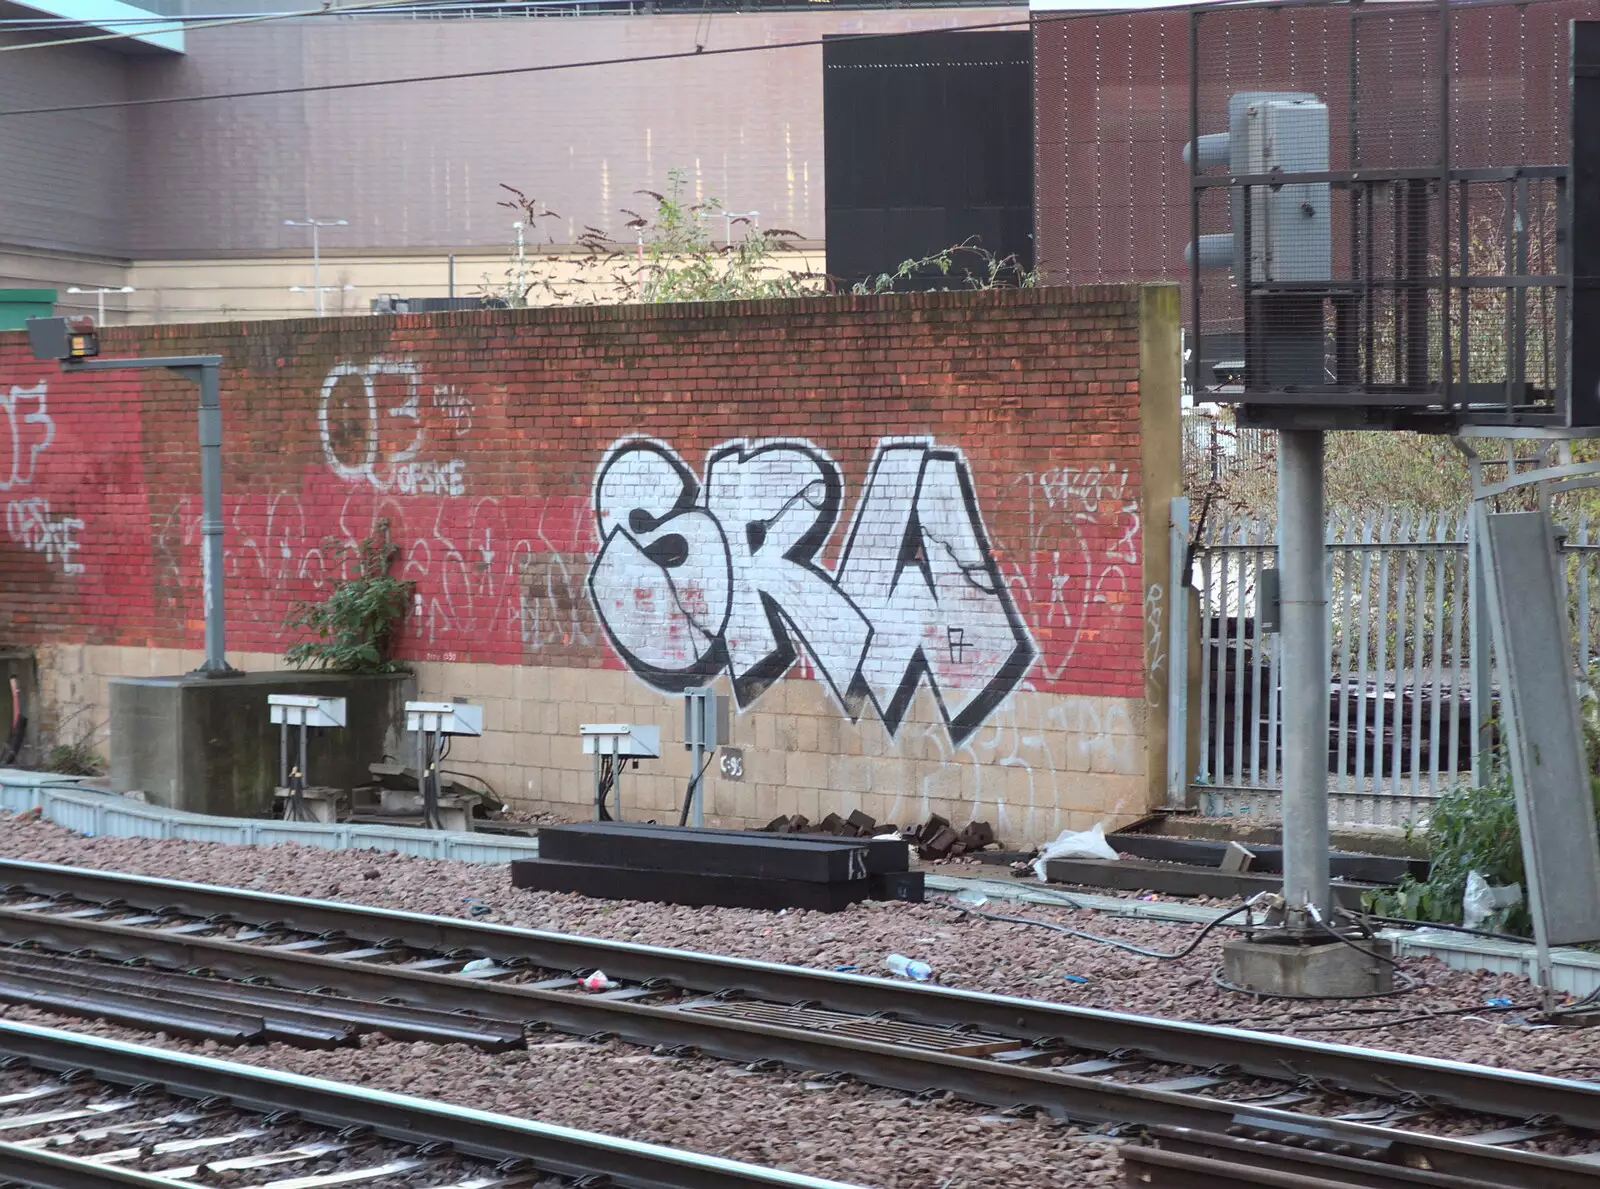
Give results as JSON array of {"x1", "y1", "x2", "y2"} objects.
[{"x1": 885, "y1": 953, "x2": 932, "y2": 982}]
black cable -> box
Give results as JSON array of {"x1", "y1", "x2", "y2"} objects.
[
  {"x1": 676, "y1": 750, "x2": 716, "y2": 828},
  {"x1": 940, "y1": 898, "x2": 1255, "y2": 960},
  {"x1": 1207, "y1": 910, "x2": 1425, "y2": 1003},
  {"x1": 1360, "y1": 913, "x2": 1528, "y2": 944},
  {"x1": 1264, "y1": 1001, "x2": 1540, "y2": 1033},
  {"x1": 596, "y1": 755, "x2": 618, "y2": 821},
  {"x1": 0, "y1": 0, "x2": 1291, "y2": 118},
  {"x1": 1311, "y1": 908, "x2": 1412, "y2": 974},
  {"x1": 422, "y1": 732, "x2": 446, "y2": 830},
  {"x1": 440, "y1": 767, "x2": 500, "y2": 803},
  {"x1": 1211, "y1": 965, "x2": 1421, "y2": 1002}
]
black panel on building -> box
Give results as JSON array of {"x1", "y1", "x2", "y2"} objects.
[{"x1": 823, "y1": 29, "x2": 1033, "y2": 292}]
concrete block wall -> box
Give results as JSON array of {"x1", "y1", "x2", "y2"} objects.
[{"x1": 0, "y1": 286, "x2": 1181, "y2": 844}]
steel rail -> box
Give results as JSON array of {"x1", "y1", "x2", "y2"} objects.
[
  {"x1": 1119, "y1": 1146, "x2": 1398, "y2": 1188},
  {"x1": 1133, "y1": 1126, "x2": 1531, "y2": 1189},
  {"x1": 1, "y1": 859, "x2": 1596, "y2": 1132},
  {"x1": 0, "y1": 902, "x2": 1596, "y2": 1183},
  {"x1": 0, "y1": 1019, "x2": 862, "y2": 1189},
  {"x1": 0, "y1": 1143, "x2": 197, "y2": 1189}
]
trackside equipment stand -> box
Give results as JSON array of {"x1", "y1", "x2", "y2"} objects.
[
  {"x1": 267, "y1": 694, "x2": 347, "y2": 822},
  {"x1": 680, "y1": 688, "x2": 729, "y2": 827},
  {"x1": 404, "y1": 701, "x2": 483, "y2": 832},
  {"x1": 580, "y1": 724, "x2": 660, "y2": 822}
]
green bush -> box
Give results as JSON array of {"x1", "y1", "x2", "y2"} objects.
[
  {"x1": 283, "y1": 522, "x2": 414, "y2": 674},
  {"x1": 45, "y1": 742, "x2": 102, "y2": 777},
  {"x1": 1365, "y1": 667, "x2": 1600, "y2": 935},
  {"x1": 1366, "y1": 774, "x2": 1531, "y2": 934}
]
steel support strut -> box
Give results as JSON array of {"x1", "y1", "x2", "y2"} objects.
[
  {"x1": 1277, "y1": 430, "x2": 1331, "y2": 926},
  {"x1": 63, "y1": 354, "x2": 235, "y2": 677}
]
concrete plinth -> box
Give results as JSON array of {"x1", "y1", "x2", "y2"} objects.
[
  {"x1": 273, "y1": 786, "x2": 343, "y2": 823},
  {"x1": 1221, "y1": 935, "x2": 1395, "y2": 998},
  {"x1": 109, "y1": 670, "x2": 414, "y2": 818}
]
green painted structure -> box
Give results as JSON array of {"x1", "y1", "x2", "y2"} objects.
[{"x1": 0, "y1": 291, "x2": 56, "y2": 331}]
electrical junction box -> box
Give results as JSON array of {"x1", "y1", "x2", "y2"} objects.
[
  {"x1": 405, "y1": 701, "x2": 483, "y2": 736},
  {"x1": 683, "y1": 688, "x2": 730, "y2": 752},
  {"x1": 267, "y1": 694, "x2": 347, "y2": 729},
  {"x1": 580, "y1": 723, "x2": 662, "y2": 757},
  {"x1": 1243, "y1": 98, "x2": 1331, "y2": 283}
]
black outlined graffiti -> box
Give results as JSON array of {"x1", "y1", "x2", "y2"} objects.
[
  {"x1": 588, "y1": 436, "x2": 1036, "y2": 746},
  {"x1": 835, "y1": 440, "x2": 1036, "y2": 744}
]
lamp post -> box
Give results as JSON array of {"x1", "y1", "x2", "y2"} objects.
[
  {"x1": 512, "y1": 221, "x2": 527, "y2": 304},
  {"x1": 283, "y1": 218, "x2": 348, "y2": 315},
  {"x1": 290, "y1": 284, "x2": 357, "y2": 314},
  {"x1": 66, "y1": 286, "x2": 135, "y2": 324},
  {"x1": 699, "y1": 209, "x2": 760, "y2": 246}
]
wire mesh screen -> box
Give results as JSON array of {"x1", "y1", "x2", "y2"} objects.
[{"x1": 1034, "y1": 0, "x2": 1592, "y2": 425}]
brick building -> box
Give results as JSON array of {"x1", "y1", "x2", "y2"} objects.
[{"x1": 2, "y1": 0, "x2": 1023, "y2": 323}]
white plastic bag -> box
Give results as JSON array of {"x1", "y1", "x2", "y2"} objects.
[
  {"x1": 1462, "y1": 869, "x2": 1523, "y2": 930},
  {"x1": 1034, "y1": 822, "x2": 1120, "y2": 880}
]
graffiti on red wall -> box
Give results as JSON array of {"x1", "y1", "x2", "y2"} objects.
[
  {"x1": 588, "y1": 436, "x2": 1035, "y2": 746},
  {"x1": 4, "y1": 346, "x2": 1145, "y2": 713}
]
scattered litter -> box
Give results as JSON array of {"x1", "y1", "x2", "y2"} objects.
[
  {"x1": 1063, "y1": 974, "x2": 1090, "y2": 984},
  {"x1": 1219, "y1": 841, "x2": 1256, "y2": 873},
  {"x1": 581, "y1": 970, "x2": 619, "y2": 991},
  {"x1": 469, "y1": 904, "x2": 493, "y2": 917},
  {"x1": 1463, "y1": 871, "x2": 1522, "y2": 930},
  {"x1": 1033, "y1": 823, "x2": 1119, "y2": 879},
  {"x1": 834, "y1": 964, "x2": 858, "y2": 972},
  {"x1": 460, "y1": 958, "x2": 497, "y2": 974},
  {"x1": 1485, "y1": 997, "x2": 1515, "y2": 1008},
  {"x1": 955, "y1": 887, "x2": 990, "y2": 907},
  {"x1": 885, "y1": 953, "x2": 932, "y2": 982}
]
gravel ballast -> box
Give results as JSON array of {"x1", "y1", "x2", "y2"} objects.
[
  {"x1": 0, "y1": 816, "x2": 1592, "y2": 1081},
  {"x1": 0, "y1": 1006, "x2": 1123, "y2": 1188}
]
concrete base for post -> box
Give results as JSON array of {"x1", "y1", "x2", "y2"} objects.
[
  {"x1": 273, "y1": 787, "x2": 341, "y2": 824},
  {"x1": 1221, "y1": 935, "x2": 1395, "y2": 998},
  {"x1": 377, "y1": 788, "x2": 476, "y2": 832},
  {"x1": 108, "y1": 670, "x2": 413, "y2": 817}
]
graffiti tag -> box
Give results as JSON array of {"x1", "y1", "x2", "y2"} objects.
[
  {"x1": 318, "y1": 358, "x2": 467, "y2": 495},
  {"x1": 7, "y1": 498, "x2": 84, "y2": 575},
  {"x1": 587, "y1": 436, "x2": 1034, "y2": 745},
  {"x1": 0, "y1": 382, "x2": 54, "y2": 490}
]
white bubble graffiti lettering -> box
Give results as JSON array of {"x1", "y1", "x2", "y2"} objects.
[{"x1": 588, "y1": 436, "x2": 1035, "y2": 746}]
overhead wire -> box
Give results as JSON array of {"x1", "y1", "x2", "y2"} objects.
[
  {"x1": 0, "y1": 0, "x2": 1275, "y2": 117},
  {"x1": 0, "y1": 0, "x2": 578, "y2": 54},
  {"x1": 0, "y1": 19, "x2": 1030, "y2": 116},
  {"x1": 0, "y1": 0, "x2": 640, "y2": 25}
]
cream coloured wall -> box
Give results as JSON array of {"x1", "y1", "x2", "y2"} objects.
[
  {"x1": 38, "y1": 643, "x2": 1148, "y2": 845},
  {"x1": 122, "y1": 248, "x2": 828, "y2": 325}
]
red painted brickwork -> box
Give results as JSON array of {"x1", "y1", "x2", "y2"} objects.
[{"x1": 0, "y1": 287, "x2": 1150, "y2": 706}]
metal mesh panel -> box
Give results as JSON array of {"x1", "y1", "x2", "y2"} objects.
[{"x1": 1033, "y1": 0, "x2": 1593, "y2": 427}]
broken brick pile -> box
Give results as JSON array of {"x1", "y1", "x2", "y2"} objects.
[{"x1": 760, "y1": 811, "x2": 1001, "y2": 862}]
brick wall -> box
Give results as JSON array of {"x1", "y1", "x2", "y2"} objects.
[{"x1": 0, "y1": 286, "x2": 1180, "y2": 843}]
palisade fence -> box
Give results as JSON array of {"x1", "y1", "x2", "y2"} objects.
[
  {"x1": 1190, "y1": 509, "x2": 1600, "y2": 826},
  {"x1": 1182, "y1": 410, "x2": 1274, "y2": 484}
]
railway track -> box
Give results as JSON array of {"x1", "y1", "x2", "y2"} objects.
[
  {"x1": 0, "y1": 859, "x2": 1597, "y2": 1189},
  {"x1": 0, "y1": 1017, "x2": 860, "y2": 1189}
]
